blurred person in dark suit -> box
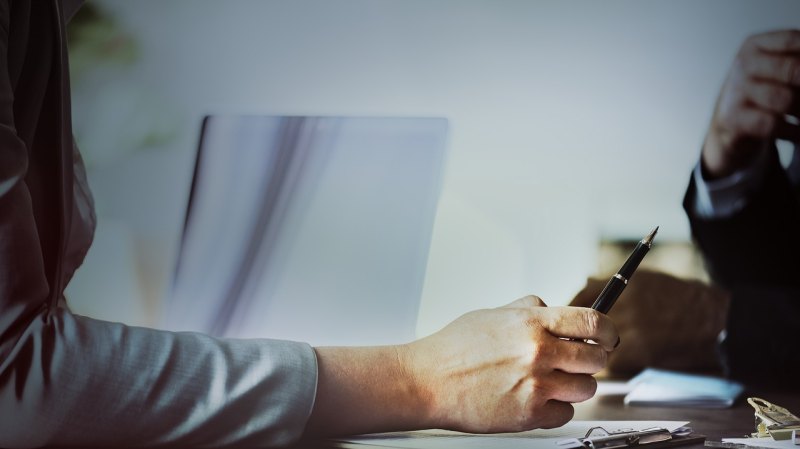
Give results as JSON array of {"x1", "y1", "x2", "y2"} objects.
[{"x1": 684, "y1": 29, "x2": 800, "y2": 386}]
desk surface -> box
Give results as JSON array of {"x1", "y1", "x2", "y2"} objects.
[
  {"x1": 301, "y1": 387, "x2": 800, "y2": 449},
  {"x1": 573, "y1": 387, "x2": 800, "y2": 447}
]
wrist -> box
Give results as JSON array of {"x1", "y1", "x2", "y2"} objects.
[
  {"x1": 396, "y1": 341, "x2": 439, "y2": 429},
  {"x1": 701, "y1": 129, "x2": 767, "y2": 181},
  {"x1": 701, "y1": 131, "x2": 734, "y2": 180},
  {"x1": 307, "y1": 344, "x2": 437, "y2": 436}
]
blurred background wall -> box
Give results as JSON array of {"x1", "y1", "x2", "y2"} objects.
[{"x1": 64, "y1": 0, "x2": 799, "y2": 338}]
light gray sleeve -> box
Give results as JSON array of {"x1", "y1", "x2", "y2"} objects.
[
  {"x1": 1, "y1": 309, "x2": 318, "y2": 447},
  {"x1": 0, "y1": 188, "x2": 319, "y2": 447}
]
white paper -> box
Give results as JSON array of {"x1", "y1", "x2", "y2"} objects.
[
  {"x1": 331, "y1": 420, "x2": 689, "y2": 449},
  {"x1": 722, "y1": 437, "x2": 800, "y2": 449},
  {"x1": 624, "y1": 368, "x2": 744, "y2": 408},
  {"x1": 595, "y1": 380, "x2": 634, "y2": 396}
]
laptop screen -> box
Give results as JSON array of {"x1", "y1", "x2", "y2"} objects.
[{"x1": 165, "y1": 116, "x2": 448, "y2": 346}]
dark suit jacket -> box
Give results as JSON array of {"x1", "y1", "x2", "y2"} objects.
[
  {"x1": 0, "y1": 2, "x2": 317, "y2": 446},
  {"x1": 684, "y1": 148, "x2": 800, "y2": 387}
]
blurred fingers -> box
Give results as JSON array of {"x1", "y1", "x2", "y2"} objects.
[
  {"x1": 744, "y1": 81, "x2": 798, "y2": 115},
  {"x1": 744, "y1": 52, "x2": 800, "y2": 86},
  {"x1": 737, "y1": 81, "x2": 799, "y2": 143},
  {"x1": 748, "y1": 29, "x2": 800, "y2": 54},
  {"x1": 730, "y1": 107, "x2": 779, "y2": 139}
]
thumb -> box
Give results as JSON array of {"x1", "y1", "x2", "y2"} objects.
[{"x1": 501, "y1": 295, "x2": 548, "y2": 309}]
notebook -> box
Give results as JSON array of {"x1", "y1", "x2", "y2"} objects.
[{"x1": 165, "y1": 116, "x2": 449, "y2": 346}]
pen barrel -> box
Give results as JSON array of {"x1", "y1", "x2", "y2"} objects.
[
  {"x1": 591, "y1": 275, "x2": 627, "y2": 314},
  {"x1": 618, "y1": 241, "x2": 650, "y2": 280}
]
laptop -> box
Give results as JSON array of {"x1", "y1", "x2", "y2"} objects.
[{"x1": 165, "y1": 116, "x2": 448, "y2": 346}]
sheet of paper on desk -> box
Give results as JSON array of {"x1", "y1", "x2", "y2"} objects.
[
  {"x1": 331, "y1": 421, "x2": 688, "y2": 449},
  {"x1": 722, "y1": 437, "x2": 800, "y2": 449},
  {"x1": 624, "y1": 368, "x2": 744, "y2": 408}
]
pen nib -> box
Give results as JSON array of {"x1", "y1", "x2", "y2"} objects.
[{"x1": 643, "y1": 226, "x2": 659, "y2": 246}]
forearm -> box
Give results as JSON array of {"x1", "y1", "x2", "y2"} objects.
[{"x1": 306, "y1": 345, "x2": 433, "y2": 437}]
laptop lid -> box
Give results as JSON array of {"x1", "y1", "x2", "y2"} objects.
[{"x1": 166, "y1": 116, "x2": 448, "y2": 346}]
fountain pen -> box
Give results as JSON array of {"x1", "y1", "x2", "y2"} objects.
[{"x1": 591, "y1": 226, "x2": 658, "y2": 314}]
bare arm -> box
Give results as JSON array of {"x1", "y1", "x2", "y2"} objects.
[{"x1": 306, "y1": 296, "x2": 617, "y2": 436}]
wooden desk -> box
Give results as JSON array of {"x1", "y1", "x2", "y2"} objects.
[{"x1": 574, "y1": 387, "x2": 800, "y2": 447}]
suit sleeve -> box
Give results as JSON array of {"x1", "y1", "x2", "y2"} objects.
[
  {"x1": 683, "y1": 147, "x2": 800, "y2": 290},
  {"x1": 0, "y1": 3, "x2": 317, "y2": 447}
]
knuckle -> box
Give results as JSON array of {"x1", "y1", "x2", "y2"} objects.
[
  {"x1": 529, "y1": 338, "x2": 553, "y2": 367},
  {"x1": 531, "y1": 374, "x2": 555, "y2": 397},
  {"x1": 522, "y1": 295, "x2": 543, "y2": 307},
  {"x1": 520, "y1": 294, "x2": 546, "y2": 308},
  {"x1": 582, "y1": 309, "x2": 602, "y2": 336},
  {"x1": 526, "y1": 383, "x2": 556, "y2": 418}
]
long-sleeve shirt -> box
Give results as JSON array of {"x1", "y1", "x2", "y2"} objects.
[{"x1": 0, "y1": 2, "x2": 318, "y2": 446}]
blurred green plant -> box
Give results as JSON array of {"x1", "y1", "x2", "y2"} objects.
[
  {"x1": 67, "y1": 3, "x2": 181, "y2": 167},
  {"x1": 68, "y1": 3, "x2": 138, "y2": 81}
]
